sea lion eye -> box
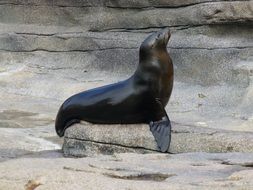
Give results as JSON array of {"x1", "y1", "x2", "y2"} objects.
[{"x1": 155, "y1": 34, "x2": 161, "y2": 42}]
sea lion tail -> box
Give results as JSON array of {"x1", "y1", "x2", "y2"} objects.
[{"x1": 55, "y1": 100, "x2": 80, "y2": 137}]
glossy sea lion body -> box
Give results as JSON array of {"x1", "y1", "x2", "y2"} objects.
[{"x1": 55, "y1": 28, "x2": 173, "y2": 152}]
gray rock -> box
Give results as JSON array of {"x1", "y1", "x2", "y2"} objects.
[
  {"x1": 0, "y1": 24, "x2": 251, "y2": 88},
  {"x1": 63, "y1": 122, "x2": 253, "y2": 157},
  {"x1": 1, "y1": 151, "x2": 253, "y2": 189},
  {"x1": 0, "y1": 127, "x2": 60, "y2": 161},
  {"x1": 63, "y1": 122, "x2": 157, "y2": 157},
  {"x1": 63, "y1": 139, "x2": 155, "y2": 157},
  {"x1": 104, "y1": 0, "x2": 229, "y2": 8},
  {"x1": 89, "y1": 1, "x2": 253, "y2": 31},
  {"x1": 0, "y1": 0, "x2": 241, "y2": 8},
  {"x1": 0, "y1": 1, "x2": 252, "y2": 189},
  {"x1": 0, "y1": 1, "x2": 252, "y2": 30},
  {"x1": 1, "y1": 25, "x2": 252, "y2": 51}
]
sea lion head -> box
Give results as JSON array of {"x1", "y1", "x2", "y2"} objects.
[{"x1": 139, "y1": 27, "x2": 171, "y2": 60}]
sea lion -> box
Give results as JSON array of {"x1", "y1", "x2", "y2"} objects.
[{"x1": 55, "y1": 28, "x2": 173, "y2": 152}]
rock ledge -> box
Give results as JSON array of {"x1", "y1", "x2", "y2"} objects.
[{"x1": 63, "y1": 122, "x2": 253, "y2": 157}]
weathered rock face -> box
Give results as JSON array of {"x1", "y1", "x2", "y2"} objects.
[
  {"x1": 0, "y1": 0, "x2": 252, "y2": 160},
  {"x1": 63, "y1": 122, "x2": 253, "y2": 157},
  {"x1": 1, "y1": 1, "x2": 252, "y2": 88},
  {"x1": 0, "y1": 1, "x2": 252, "y2": 29},
  {"x1": 1, "y1": 151, "x2": 253, "y2": 190},
  {"x1": 0, "y1": 1, "x2": 253, "y2": 189},
  {"x1": 0, "y1": 0, "x2": 252, "y2": 131}
]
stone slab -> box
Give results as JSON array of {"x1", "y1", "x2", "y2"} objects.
[
  {"x1": 63, "y1": 122, "x2": 253, "y2": 157},
  {"x1": 1, "y1": 152, "x2": 253, "y2": 190}
]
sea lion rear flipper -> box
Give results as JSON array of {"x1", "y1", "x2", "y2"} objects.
[{"x1": 149, "y1": 116, "x2": 171, "y2": 152}]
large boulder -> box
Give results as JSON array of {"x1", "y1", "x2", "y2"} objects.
[{"x1": 63, "y1": 122, "x2": 253, "y2": 157}]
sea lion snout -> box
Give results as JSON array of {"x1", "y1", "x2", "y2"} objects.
[
  {"x1": 156, "y1": 27, "x2": 170, "y2": 46},
  {"x1": 161, "y1": 28, "x2": 171, "y2": 45}
]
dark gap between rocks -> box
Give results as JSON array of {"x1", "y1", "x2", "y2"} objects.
[
  {"x1": 221, "y1": 161, "x2": 253, "y2": 168},
  {"x1": 65, "y1": 137, "x2": 160, "y2": 153},
  {"x1": 104, "y1": 173, "x2": 175, "y2": 182}
]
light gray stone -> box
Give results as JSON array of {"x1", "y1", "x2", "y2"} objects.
[
  {"x1": 0, "y1": 1, "x2": 252, "y2": 30},
  {"x1": 0, "y1": 25, "x2": 252, "y2": 51},
  {"x1": 63, "y1": 122, "x2": 253, "y2": 157},
  {"x1": 63, "y1": 139, "x2": 155, "y2": 157},
  {"x1": 0, "y1": 0, "x2": 242, "y2": 8},
  {"x1": 1, "y1": 152, "x2": 253, "y2": 190},
  {"x1": 0, "y1": 43, "x2": 251, "y2": 100},
  {"x1": 89, "y1": 1, "x2": 253, "y2": 31},
  {"x1": 0, "y1": 24, "x2": 251, "y2": 87},
  {"x1": 104, "y1": 0, "x2": 232, "y2": 8},
  {"x1": 0, "y1": 1, "x2": 253, "y2": 189}
]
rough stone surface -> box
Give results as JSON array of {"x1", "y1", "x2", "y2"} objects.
[
  {"x1": 0, "y1": 152, "x2": 253, "y2": 190},
  {"x1": 1, "y1": 0, "x2": 248, "y2": 8},
  {"x1": 63, "y1": 122, "x2": 253, "y2": 157},
  {"x1": 0, "y1": 0, "x2": 253, "y2": 189},
  {"x1": 0, "y1": 1, "x2": 252, "y2": 30}
]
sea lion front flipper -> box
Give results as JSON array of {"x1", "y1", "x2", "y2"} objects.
[
  {"x1": 149, "y1": 98, "x2": 171, "y2": 152},
  {"x1": 149, "y1": 116, "x2": 171, "y2": 152}
]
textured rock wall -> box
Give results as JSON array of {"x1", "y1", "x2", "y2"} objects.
[
  {"x1": 0, "y1": 0, "x2": 252, "y2": 130},
  {"x1": 0, "y1": 0, "x2": 252, "y2": 97},
  {"x1": 1, "y1": 2, "x2": 253, "y2": 188}
]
